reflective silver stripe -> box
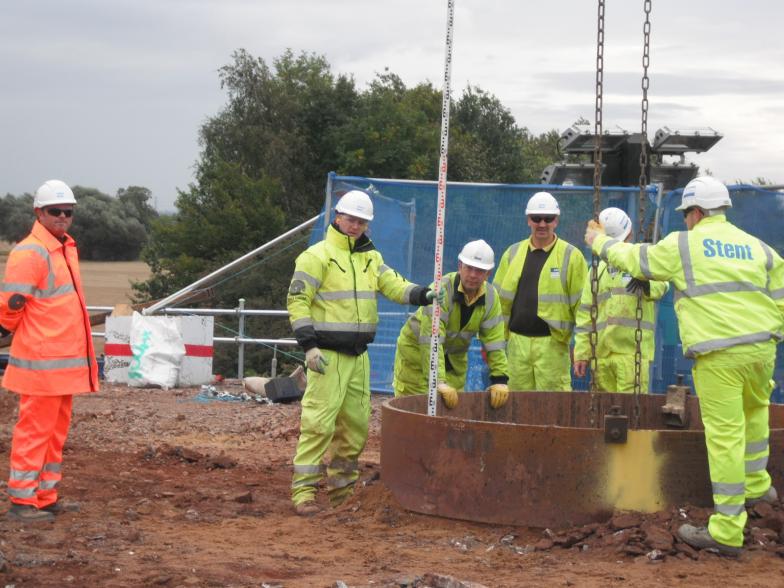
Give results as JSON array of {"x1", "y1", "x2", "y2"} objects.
[
  {"x1": 293, "y1": 464, "x2": 324, "y2": 475},
  {"x1": 407, "y1": 317, "x2": 421, "y2": 337},
  {"x1": 37, "y1": 284, "x2": 76, "y2": 298},
  {"x1": 544, "y1": 319, "x2": 573, "y2": 331},
  {"x1": 600, "y1": 238, "x2": 620, "y2": 260},
  {"x1": 422, "y1": 306, "x2": 450, "y2": 322},
  {"x1": 578, "y1": 303, "x2": 591, "y2": 312},
  {"x1": 38, "y1": 480, "x2": 58, "y2": 490},
  {"x1": 483, "y1": 286, "x2": 496, "y2": 321},
  {"x1": 609, "y1": 287, "x2": 633, "y2": 298},
  {"x1": 379, "y1": 264, "x2": 391, "y2": 275},
  {"x1": 402, "y1": 284, "x2": 416, "y2": 301},
  {"x1": 639, "y1": 243, "x2": 653, "y2": 280},
  {"x1": 759, "y1": 240, "x2": 774, "y2": 272},
  {"x1": 683, "y1": 281, "x2": 768, "y2": 298},
  {"x1": 561, "y1": 245, "x2": 573, "y2": 292},
  {"x1": 483, "y1": 340, "x2": 506, "y2": 352},
  {"x1": 292, "y1": 270, "x2": 320, "y2": 290},
  {"x1": 480, "y1": 315, "x2": 503, "y2": 330},
  {"x1": 327, "y1": 476, "x2": 355, "y2": 490},
  {"x1": 42, "y1": 463, "x2": 62, "y2": 473},
  {"x1": 418, "y1": 336, "x2": 444, "y2": 344},
  {"x1": 507, "y1": 242, "x2": 521, "y2": 264},
  {"x1": 12, "y1": 244, "x2": 57, "y2": 292},
  {"x1": 745, "y1": 456, "x2": 769, "y2": 473},
  {"x1": 329, "y1": 459, "x2": 358, "y2": 472},
  {"x1": 746, "y1": 439, "x2": 768, "y2": 454},
  {"x1": 496, "y1": 286, "x2": 514, "y2": 300},
  {"x1": 540, "y1": 292, "x2": 582, "y2": 305},
  {"x1": 714, "y1": 503, "x2": 745, "y2": 516},
  {"x1": 9, "y1": 356, "x2": 90, "y2": 370},
  {"x1": 1, "y1": 283, "x2": 36, "y2": 294},
  {"x1": 678, "y1": 232, "x2": 694, "y2": 287},
  {"x1": 446, "y1": 331, "x2": 473, "y2": 341},
  {"x1": 771, "y1": 287, "x2": 784, "y2": 300},
  {"x1": 686, "y1": 332, "x2": 777, "y2": 357},
  {"x1": 10, "y1": 469, "x2": 39, "y2": 481},
  {"x1": 291, "y1": 317, "x2": 313, "y2": 330},
  {"x1": 712, "y1": 482, "x2": 745, "y2": 496},
  {"x1": 317, "y1": 290, "x2": 376, "y2": 301},
  {"x1": 313, "y1": 322, "x2": 376, "y2": 333},
  {"x1": 8, "y1": 487, "x2": 36, "y2": 498}
]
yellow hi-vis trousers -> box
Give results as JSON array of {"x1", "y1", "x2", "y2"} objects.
[
  {"x1": 291, "y1": 349, "x2": 370, "y2": 507},
  {"x1": 595, "y1": 353, "x2": 650, "y2": 393},
  {"x1": 692, "y1": 345, "x2": 776, "y2": 548},
  {"x1": 507, "y1": 332, "x2": 572, "y2": 392}
]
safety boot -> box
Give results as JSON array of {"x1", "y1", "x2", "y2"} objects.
[
  {"x1": 6, "y1": 503, "x2": 55, "y2": 523},
  {"x1": 677, "y1": 524, "x2": 741, "y2": 557},
  {"x1": 294, "y1": 501, "x2": 321, "y2": 517},
  {"x1": 746, "y1": 486, "x2": 778, "y2": 507}
]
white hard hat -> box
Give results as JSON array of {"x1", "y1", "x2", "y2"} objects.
[
  {"x1": 34, "y1": 179, "x2": 76, "y2": 208},
  {"x1": 675, "y1": 176, "x2": 732, "y2": 211},
  {"x1": 334, "y1": 190, "x2": 374, "y2": 221},
  {"x1": 599, "y1": 207, "x2": 632, "y2": 241},
  {"x1": 458, "y1": 239, "x2": 495, "y2": 270},
  {"x1": 525, "y1": 191, "x2": 560, "y2": 216}
]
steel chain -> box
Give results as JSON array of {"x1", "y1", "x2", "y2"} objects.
[
  {"x1": 588, "y1": 0, "x2": 605, "y2": 426},
  {"x1": 632, "y1": 0, "x2": 652, "y2": 426}
]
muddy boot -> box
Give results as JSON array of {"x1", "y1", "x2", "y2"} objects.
[
  {"x1": 6, "y1": 504, "x2": 55, "y2": 523},
  {"x1": 294, "y1": 501, "x2": 321, "y2": 517},
  {"x1": 746, "y1": 486, "x2": 778, "y2": 507},
  {"x1": 677, "y1": 524, "x2": 741, "y2": 557},
  {"x1": 41, "y1": 501, "x2": 81, "y2": 515}
]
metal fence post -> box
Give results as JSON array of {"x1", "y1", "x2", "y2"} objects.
[
  {"x1": 237, "y1": 298, "x2": 246, "y2": 379},
  {"x1": 271, "y1": 345, "x2": 278, "y2": 378}
]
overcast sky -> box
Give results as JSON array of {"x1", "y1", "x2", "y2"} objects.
[{"x1": 1, "y1": 1, "x2": 782, "y2": 211}]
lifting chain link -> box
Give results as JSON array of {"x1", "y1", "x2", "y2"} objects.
[
  {"x1": 588, "y1": 0, "x2": 606, "y2": 427},
  {"x1": 632, "y1": 0, "x2": 653, "y2": 428}
]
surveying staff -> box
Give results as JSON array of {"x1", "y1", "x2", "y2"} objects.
[
  {"x1": 585, "y1": 176, "x2": 784, "y2": 556},
  {"x1": 494, "y1": 192, "x2": 587, "y2": 391},
  {"x1": 574, "y1": 207, "x2": 669, "y2": 392},
  {"x1": 392, "y1": 239, "x2": 510, "y2": 409},
  {"x1": 287, "y1": 190, "x2": 443, "y2": 516},
  {"x1": 2, "y1": 180, "x2": 99, "y2": 523}
]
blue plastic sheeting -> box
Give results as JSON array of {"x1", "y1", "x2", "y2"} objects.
[{"x1": 307, "y1": 174, "x2": 783, "y2": 401}]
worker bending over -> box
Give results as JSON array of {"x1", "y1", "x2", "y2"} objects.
[
  {"x1": 585, "y1": 176, "x2": 784, "y2": 556},
  {"x1": 287, "y1": 190, "x2": 442, "y2": 516},
  {"x1": 393, "y1": 239, "x2": 510, "y2": 409},
  {"x1": 494, "y1": 192, "x2": 587, "y2": 391},
  {"x1": 574, "y1": 207, "x2": 669, "y2": 392}
]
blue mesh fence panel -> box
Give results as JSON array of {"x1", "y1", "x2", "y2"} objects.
[{"x1": 307, "y1": 175, "x2": 782, "y2": 399}]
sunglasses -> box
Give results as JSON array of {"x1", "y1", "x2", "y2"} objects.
[
  {"x1": 529, "y1": 215, "x2": 556, "y2": 224},
  {"x1": 46, "y1": 207, "x2": 74, "y2": 218}
]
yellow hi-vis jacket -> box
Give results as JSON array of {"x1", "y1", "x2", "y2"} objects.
[
  {"x1": 592, "y1": 215, "x2": 784, "y2": 358},
  {"x1": 0, "y1": 221, "x2": 99, "y2": 396},
  {"x1": 493, "y1": 236, "x2": 587, "y2": 345},
  {"x1": 394, "y1": 272, "x2": 508, "y2": 392},
  {"x1": 573, "y1": 260, "x2": 669, "y2": 361},
  {"x1": 287, "y1": 224, "x2": 428, "y2": 356}
]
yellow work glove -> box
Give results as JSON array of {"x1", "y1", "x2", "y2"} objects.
[
  {"x1": 584, "y1": 219, "x2": 606, "y2": 247},
  {"x1": 305, "y1": 347, "x2": 329, "y2": 374},
  {"x1": 487, "y1": 383, "x2": 510, "y2": 409},
  {"x1": 437, "y1": 382, "x2": 459, "y2": 409}
]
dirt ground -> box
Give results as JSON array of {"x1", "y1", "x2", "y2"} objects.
[{"x1": 1, "y1": 385, "x2": 784, "y2": 588}]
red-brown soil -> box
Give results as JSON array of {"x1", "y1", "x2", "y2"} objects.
[{"x1": 1, "y1": 384, "x2": 783, "y2": 588}]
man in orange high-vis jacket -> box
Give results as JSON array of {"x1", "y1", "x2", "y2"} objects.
[{"x1": 1, "y1": 180, "x2": 99, "y2": 523}]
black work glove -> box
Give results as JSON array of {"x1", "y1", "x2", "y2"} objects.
[{"x1": 625, "y1": 278, "x2": 651, "y2": 297}]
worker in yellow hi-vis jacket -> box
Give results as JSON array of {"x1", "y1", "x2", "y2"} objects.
[
  {"x1": 393, "y1": 239, "x2": 509, "y2": 409},
  {"x1": 287, "y1": 190, "x2": 443, "y2": 517},
  {"x1": 494, "y1": 192, "x2": 587, "y2": 391},
  {"x1": 574, "y1": 207, "x2": 669, "y2": 392},
  {"x1": 586, "y1": 176, "x2": 784, "y2": 556}
]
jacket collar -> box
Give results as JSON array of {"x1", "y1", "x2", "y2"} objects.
[
  {"x1": 326, "y1": 223, "x2": 375, "y2": 253},
  {"x1": 31, "y1": 220, "x2": 74, "y2": 252}
]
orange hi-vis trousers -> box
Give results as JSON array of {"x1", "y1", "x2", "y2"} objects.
[{"x1": 7, "y1": 395, "x2": 73, "y2": 508}]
